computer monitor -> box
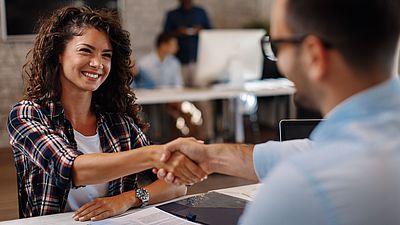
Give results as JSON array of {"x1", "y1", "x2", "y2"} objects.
[
  {"x1": 0, "y1": 0, "x2": 120, "y2": 42},
  {"x1": 194, "y1": 29, "x2": 265, "y2": 87},
  {"x1": 279, "y1": 119, "x2": 322, "y2": 141}
]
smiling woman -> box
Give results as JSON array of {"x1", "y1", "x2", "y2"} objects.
[
  {"x1": 59, "y1": 28, "x2": 113, "y2": 94},
  {"x1": 7, "y1": 6, "x2": 207, "y2": 221}
]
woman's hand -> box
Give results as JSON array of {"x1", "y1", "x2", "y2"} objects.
[
  {"x1": 155, "y1": 151, "x2": 208, "y2": 185},
  {"x1": 72, "y1": 191, "x2": 135, "y2": 222}
]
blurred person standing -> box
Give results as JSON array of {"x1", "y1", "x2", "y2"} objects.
[
  {"x1": 163, "y1": 0, "x2": 215, "y2": 142},
  {"x1": 163, "y1": 0, "x2": 211, "y2": 86}
]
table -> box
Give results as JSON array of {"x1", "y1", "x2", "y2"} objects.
[
  {"x1": 135, "y1": 79, "x2": 295, "y2": 142},
  {"x1": 0, "y1": 184, "x2": 260, "y2": 225}
]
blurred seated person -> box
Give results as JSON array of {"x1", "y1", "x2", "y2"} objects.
[
  {"x1": 131, "y1": 68, "x2": 155, "y2": 89},
  {"x1": 139, "y1": 32, "x2": 183, "y2": 88},
  {"x1": 134, "y1": 32, "x2": 200, "y2": 141}
]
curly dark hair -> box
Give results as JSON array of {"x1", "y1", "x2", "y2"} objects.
[{"x1": 23, "y1": 6, "x2": 148, "y2": 130}]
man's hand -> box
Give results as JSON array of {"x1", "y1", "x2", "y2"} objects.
[
  {"x1": 155, "y1": 137, "x2": 210, "y2": 184},
  {"x1": 72, "y1": 192, "x2": 134, "y2": 222},
  {"x1": 156, "y1": 151, "x2": 208, "y2": 185}
]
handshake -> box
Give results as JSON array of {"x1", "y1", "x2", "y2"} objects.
[
  {"x1": 153, "y1": 137, "x2": 211, "y2": 185},
  {"x1": 153, "y1": 137, "x2": 257, "y2": 185}
]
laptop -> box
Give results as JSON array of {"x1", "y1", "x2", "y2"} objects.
[{"x1": 279, "y1": 119, "x2": 322, "y2": 141}]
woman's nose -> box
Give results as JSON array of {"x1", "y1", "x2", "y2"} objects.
[{"x1": 89, "y1": 55, "x2": 104, "y2": 69}]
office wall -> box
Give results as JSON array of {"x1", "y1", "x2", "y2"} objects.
[
  {"x1": 122, "y1": 0, "x2": 272, "y2": 58},
  {"x1": 0, "y1": 0, "x2": 273, "y2": 147}
]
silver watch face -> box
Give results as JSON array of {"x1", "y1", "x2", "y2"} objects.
[{"x1": 136, "y1": 188, "x2": 150, "y2": 206}]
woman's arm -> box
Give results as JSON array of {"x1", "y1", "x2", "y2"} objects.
[
  {"x1": 72, "y1": 146, "x2": 207, "y2": 186},
  {"x1": 72, "y1": 180, "x2": 187, "y2": 221}
]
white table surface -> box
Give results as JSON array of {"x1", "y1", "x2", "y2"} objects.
[
  {"x1": 135, "y1": 79, "x2": 295, "y2": 105},
  {"x1": 0, "y1": 184, "x2": 260, "y2": 225}
]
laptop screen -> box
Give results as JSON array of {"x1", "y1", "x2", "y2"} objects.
[{"x1": 279, "y1": 119, "x2": 322, "y2": 141}]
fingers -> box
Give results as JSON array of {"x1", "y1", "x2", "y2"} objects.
[
  {"x1": 168, "y1": 158, "x2": 195, "y2": 184},
  {"x1": 161, "y1": 153, "x2": 208, "y2": 185},
  {"x1": 73, "y1": 201, "x2": 99, "y2": 219},
  {"x1": 157, "y1": 168, "x2": 167, "y2": 180},
  {"x1": 184, "y1": 157, "x2": 207, "y2": 180},
  {"x1": 162, "y1": 137, "x2": 203, "y2": 162},
  {"x1": 160, "y1": 148, "x2": 171, "y2": 162},
  {"x1": 166, "y1": 172, "x2": 176, "y2": 184},
  {"x1": 90, "y1": 210, "x2": 114, "y2": 221},
  {"x1": 76, "y1": 208, "x2": 109, "y2": 221},
  {"x1": 73, "y1": 202, "x2": 105, "y2": 221}
]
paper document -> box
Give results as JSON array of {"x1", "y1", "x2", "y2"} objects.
[
  {"x1": 213, "y1": 183, "x2": 259, "y2": 201},
  {"x1": 90, "y1": 207, "x2": 198, "y2": 225}
]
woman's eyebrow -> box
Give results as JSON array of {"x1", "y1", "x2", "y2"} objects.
[{"x1": 77, "y1": 43, "x2": 112, "y2": 52}]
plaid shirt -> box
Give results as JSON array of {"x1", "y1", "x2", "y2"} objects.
[{"x1": 7, "y1": 100, "x2": 150, "y2": 218}]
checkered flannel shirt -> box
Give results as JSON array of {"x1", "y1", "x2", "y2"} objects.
[{"x1": 7, "y1": 100, "x2": 150, "y2": 217}]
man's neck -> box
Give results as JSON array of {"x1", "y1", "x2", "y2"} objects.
[{"x1": 320, "y1": 71, "x2": 392, "y2": 116}]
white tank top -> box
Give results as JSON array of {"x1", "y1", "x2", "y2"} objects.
[{"x1": 64, "y1": 129, "x2": 108, "y2": 212}]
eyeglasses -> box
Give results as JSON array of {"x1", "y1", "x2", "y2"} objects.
[{"x1": 260, "y1": 34, "x2": 308, "y2": 61}]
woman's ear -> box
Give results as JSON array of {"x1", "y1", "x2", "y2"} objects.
[{"x1": 302, "y1": 35, "x2": 329, "y2": 82}]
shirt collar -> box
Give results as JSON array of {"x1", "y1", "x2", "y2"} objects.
[
  {"x1": 311, "y1": 77, "x2": 400, "y2": 141},
  {"x1": 43, "y1": 98, "x2": 106, "y2": 124}
]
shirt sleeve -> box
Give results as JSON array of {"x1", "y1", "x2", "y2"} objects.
[
  {"x1": 239, "y1": 162, "x2": 326, "y2": 225},
  {"x1": 253, "y1": 139, "x2": 313, "y2": 180},
  {"x1": 7, "y1": 102, "x2": 82, "y2": 189}
]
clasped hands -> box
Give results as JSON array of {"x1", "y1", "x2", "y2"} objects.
[
  {"x1": 72, "y1": 137, "x2": 209, "y2": 222},
  {"x1": 154, "y1": 137, "x2": 211, "y2": 185}
]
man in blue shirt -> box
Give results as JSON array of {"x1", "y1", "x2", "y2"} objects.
[
  {"x1": 157, "y1": 0, "x2": 400, "y2": 224},
  {"x1": 139, "y1": 32, "x2": 183, "y2": 89}
]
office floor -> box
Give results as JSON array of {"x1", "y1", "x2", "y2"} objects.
[{"x1": 0, "y1": 124, "x2": 276, "y2": 222}]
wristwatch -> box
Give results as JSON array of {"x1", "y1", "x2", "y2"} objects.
[{"x1": 135, "y1": 187, "x2": 150, "y2": 208}]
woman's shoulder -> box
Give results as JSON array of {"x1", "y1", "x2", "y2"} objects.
[
  {"x1": 9, "y1": 100, "x2": 59, "y2": 119},
  {"x1": 10, "y1": 100, "x2": 44, "y2": 113}
]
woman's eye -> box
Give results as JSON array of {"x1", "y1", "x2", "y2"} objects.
[
  {"x1": 79, "y1": 48, "x2": 91, "y2": 53},
  {"x1": 102, "y1": 54, "x2": 112, "y2": 59}
]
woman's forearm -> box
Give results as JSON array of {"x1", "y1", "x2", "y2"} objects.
[{"x1": 72, "y1": 145, "x2": 163, "y2": 186}]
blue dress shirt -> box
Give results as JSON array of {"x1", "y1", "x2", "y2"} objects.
[
  {"x1": 139, "y1": 52, "x2": 183, "y2": 88},
  {"x1": 241, "y1": 77, "x2": 400, "y2": 225}
]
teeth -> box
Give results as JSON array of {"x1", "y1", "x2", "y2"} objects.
[{"x1": 82, "y1": 72, "x2": 99, "y2": 79}]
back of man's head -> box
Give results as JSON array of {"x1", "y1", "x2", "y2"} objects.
[{"x1": 285, "y1": 0, "x2": 400, "y2": 73}]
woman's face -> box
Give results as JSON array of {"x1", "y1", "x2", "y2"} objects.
[{"x1": 59, "y1": 27, "x2": 113, "y2": 93}]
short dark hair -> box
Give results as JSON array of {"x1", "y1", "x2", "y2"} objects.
[
  {"x1": 285, "y1": 0, "x2": 400, "y2": 72},
  {"x1": 155, "y1": 32, "x2": 176, "y2": 48}
]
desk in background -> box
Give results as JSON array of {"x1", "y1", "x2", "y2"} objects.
[{"x1": 135, "y1": 79, "x2": 295, "y2": 142}]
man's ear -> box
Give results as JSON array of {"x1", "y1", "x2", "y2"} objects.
[{"x1": 302, "y1": 35, "x2": 329, "y2": 82}]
